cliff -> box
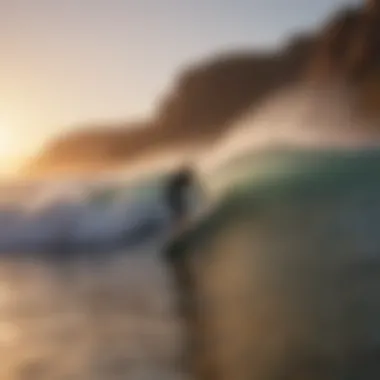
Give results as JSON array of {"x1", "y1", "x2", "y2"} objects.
[{"x1": 25, "y1": 0, "x2": 380, "y2": 176}]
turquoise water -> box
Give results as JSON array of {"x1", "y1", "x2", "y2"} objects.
[
  {"x1": 169, "y1": 147, "x2": 380, "y2": 380},
  {"x1": 204, "y1": 146, "x2": 380, "y2": 201},
  {"x1": 88, "y1": 173, "x2": 170, "y2": 206}
]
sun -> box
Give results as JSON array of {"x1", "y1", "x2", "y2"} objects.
[{"x1": 0, "y1": 128, "x2": 17, "y2": 157}]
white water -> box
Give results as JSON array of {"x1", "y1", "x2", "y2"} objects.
[
  {"x1": 0, "y1": 174, "x2": 171, "y2": 252},
  {"x1": 196, "y1": 83, "x2": 380, "y2": 197}
]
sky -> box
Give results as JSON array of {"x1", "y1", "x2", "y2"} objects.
[{"x1": 0, "y1": 0, "x2": 360, "y2": 171}]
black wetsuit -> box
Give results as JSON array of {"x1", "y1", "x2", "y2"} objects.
[{"x1": 166, "y1": 169, "x2": 193, "y2": 222}]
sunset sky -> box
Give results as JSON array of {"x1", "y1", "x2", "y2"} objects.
[{"x1": 0, "y1": 0, "x2": 359, "y2": 169}]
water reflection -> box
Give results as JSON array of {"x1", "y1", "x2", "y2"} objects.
[{"x1": 0, "y1": 248, "x2": 184, "y2": 380}]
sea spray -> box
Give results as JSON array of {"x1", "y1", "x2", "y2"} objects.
[{"x1": 195, "y1": 83, "x2": 380, "y2": 198}]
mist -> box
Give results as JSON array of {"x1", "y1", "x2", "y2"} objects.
[{"x1": 196, "y1": 83, "x2": 380, "y2": 191}]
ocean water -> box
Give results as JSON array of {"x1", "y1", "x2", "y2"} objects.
[
  {"x1": 0, "y1": 175, "x2": 187, "y2": 380},
  {"x1": 0, "y1": 246, "x2": 187, "y2": 380},
  {"x1": 2, "y1": 83, "x2": 372, "y2": 379}
]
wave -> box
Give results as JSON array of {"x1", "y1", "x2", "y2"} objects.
[
  {"x1": 195, "y1": 83, "x2": 380, "y2": 199},
  {"x1": 0, "y1": 176, "x2": 172, "y2": 253}
]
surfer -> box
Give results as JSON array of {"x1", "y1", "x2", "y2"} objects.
[{"x1": 165, "y1": 166, "x2": 194, "y2": 229}]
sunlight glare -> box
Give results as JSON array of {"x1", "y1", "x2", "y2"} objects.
[
  {"x1": 0, "y1": 128, "x2": 22, "y2": 176},
  {"x1": 0, "y1": 128, "x2": 17, "y2": 157}
]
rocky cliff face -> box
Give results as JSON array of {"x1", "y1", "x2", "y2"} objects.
[
  {"x1": 306, "y1": 0, "x2": 380, "y2": 120},
  {"x1": 308, "y1": 1, "x2": 380, "y2": 81}
]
